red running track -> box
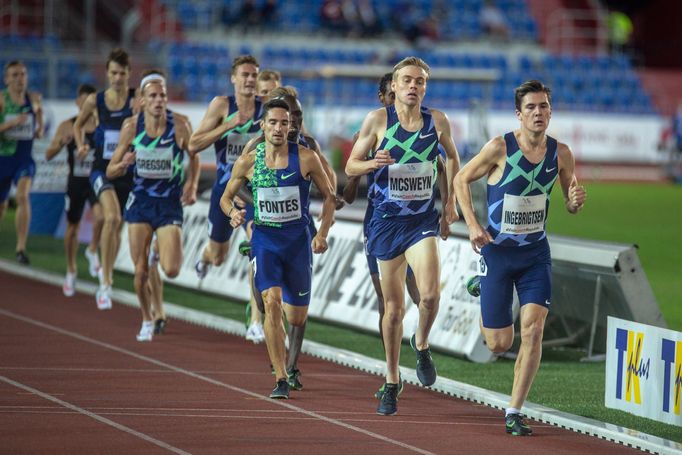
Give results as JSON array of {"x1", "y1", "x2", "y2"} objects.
[{"x1": 0, "y1": 271, "x2": 638, "y2": 454}]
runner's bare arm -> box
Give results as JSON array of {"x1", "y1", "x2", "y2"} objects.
[
  {"x1": 302, "y1": 147, "x2": 335, "y2": 253},
  {"x1": 346, "y1": 109, "x2": 391, "y2": 177},
  {"x1": 557, "y1": 143, "x2": 586, "y2": 214},
  {"x1": 105, "y1": 116, "x2": 137, "y2": 179},
  {"x1": 73, "y1": 93, "x2": 97, "y2": 152},
  {"x1": 30, "y1": 92, "x2": 44, "y2": 139},
  {"x1": 177, "y1": 116, "x2": 199, "y2": 206},
  {"x1": 454, "y1": 137, "x2": 505, "y2": 252},
  {"x1": 188, "y1": 97, "x2": 249, "y2": 154},
  {"x1": 220, "y1": 153, "x2": 253, "y2": 226},
  {"x1": 434, "y1": 110, "x2": 460, "y2": 223},
  {"x1": 45, "y1": 120, "x2": 71, "y2": 161}
]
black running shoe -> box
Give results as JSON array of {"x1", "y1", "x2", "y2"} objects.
[
  {"x1": 466, "y1": 275, "x2": 481, "y2": 297},
  {"x1": 374, "y1": 374, "x2": 404, "y2": 399},
  {"x1": 505, "y1": 413, "x2": 532, "y2": 436},
  {"x1": 410, "y1": 334, "x2": 437, "y2": 386},
  {"x1": 16, "y1": 250, "x2": 30, "y2": 265},
  {"x1": 154, "y1": 319, "x2": 167, "y2": 335},
  {"x1": 270, "y1": 379, "x2": 289, "y2": 399},
  {"x1": 238, "y1": 240, "x2": 251, "y2": 257},
  {"x1": 376, "y1": 383, "x2": 399, "y2": 415},
  {"x1": 287, "y1": 368, "x2": 303, "y2": 391}
]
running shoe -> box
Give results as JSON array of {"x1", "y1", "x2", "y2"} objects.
[
  {"x1": 84, "y1": 248, "x2": 100, "y2": 278},
  {"x1": 238, "y1": 240, "x2": 251, "y2": 257},
  {"x1": 287, "y1": 368, "x2": 303, "y2": 391},
  {"x1": 245, "y1": 321, "x2": 265, "y2": 344},
  {"x1": 376, "y1": 383, "x2": 399, "y2": 415},
  {"x1": 466, "y1": 275, "x2": 481, "y2": 297},
  {"x1": 195, "y1": 259, "x2": 209, "y2": 279},
  {"x1": 16, "y1": 250, "x2": 30, "y2": 265},
  {"x1": 96, "y1": 285, "x2": 112, "y2": 310},
  {"x1": 269, "y1": 379, "x2": 289, "y2": 399},
  {"x1": 62, "y1": 272, "x2": 76, "y2": 297},
  {"x1": 505, "y1": 413, "x2": 532, "y2": 436},
  {"x1": 136, "y1": 321, "x2": 154, "y2": 342},
  {"x1": 154, "y1": 318, "x2": 167, "y2": 335},
  {"x1": 410, "y1": 334, "x2": 437, "y2": 386},
  {"x1": 374, "y1": 374, "x2": 404, "y2": 399}
]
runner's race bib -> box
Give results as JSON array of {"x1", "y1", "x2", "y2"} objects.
[
  {"x1": 256, "y1": 186, "x2": 302, "y2": 223},
  {"x1": 135, "y1": 146, "x2": 173, "y2": 179},
  {"x1": 387, "y1": 161, "x2": 434, "y2": 201},
  {"x1": 4, "y1": 113, "x2": 34, "y2": 140},
  {"x1": 103, "y1": 130, "x2": 120, "y2": 159},
  {"x1": 73, "y1": 147, "x2": 95, "y2": 177},
  {"x1": 500, "y1": 193, "x2": 547, "y2": 235},
  {"x1": 224, "y1": 133, "x2": 253, "y2": 164}
]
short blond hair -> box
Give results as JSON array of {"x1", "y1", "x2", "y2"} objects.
[
  {"x1": 392, "y1": 56, "x2": 430, "y2": 80},
  {"x1": 231, "y1": 55, "x2": 259, "y2": 75},
  {"x1": 257, "y1": 69, "x2": 281, "y2": 83},
  {"x1": 270, "y1": 85, "x2": 299, "y2": 100}
]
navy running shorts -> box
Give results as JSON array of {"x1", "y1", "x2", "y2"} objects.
[
  {"x1": 366, "y1": 208, "x2": 439, "y2": 261},
  {"x1": 207, "y1": 181, "x2": 234, "y2": 243},
  {"x1": 0, "y1": 157, "x2": 35, "y2": 202},
  {"x1": 479, "y1": 238, "x2": 552, "y2": 329},
  {"x1": 65, "y1": 176, "x2": 97, "y2": 224},
  {"x1": 124, "y1": 193, "x2": 183, "y2": 230},
  {"x1": 251, "y1": 225, "x2": 312, "y2": 307}
]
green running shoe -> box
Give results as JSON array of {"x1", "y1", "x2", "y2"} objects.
[
  {"x1": 505, "y1": 413, "x2": 532, "y2": 436},
  {"x1": 466, "y1": 275, "x2": 481, "y2": 297},
  {"x1": 374, "y1": 374, "x2": 404, "y2": 399},
  {"x1": 287, "y1": 368, "x2": 303, "y2": 390},
  {"x1": 238, "y1": 240, "x2": 251, "y2": 257}
]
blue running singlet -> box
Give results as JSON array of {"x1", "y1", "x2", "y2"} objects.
[{"x1": 93, "y1": 88, "x2": 136, "y2": 170}]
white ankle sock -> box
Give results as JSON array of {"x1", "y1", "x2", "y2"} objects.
[{"x1": 505, "y1": 407, "x2": 520, "y2": 416}]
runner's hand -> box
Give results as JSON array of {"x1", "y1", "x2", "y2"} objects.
[
  {"x1": 469, "y1": 222, "x2": 493, "y2": 254},
  {"x1": 373, "y1": 150, "x2": 395, "y2": 169},
  {"x1": 567, "y1": 180, "x2": 586, "y2": 213},
  {"x1": 312, "y1": 235, "x2": 328, "y2": 254},
  {"x1": 76, "y1": 144, "x2": 90, "y2": 160},
  {"x1": 229, "y1": 208, "x2": 246, "y2": 228},
  {"x1": 439, "y1": 215, "x2": 450, "y2": 240}
]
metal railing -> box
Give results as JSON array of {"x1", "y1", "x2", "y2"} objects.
[{"x1": 546, "y1": 8, "x2": 608, "y2": 55}]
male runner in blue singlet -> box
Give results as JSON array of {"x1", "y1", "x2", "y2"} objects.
[
  {"x1": 107, "y1": 73, "x2": 199, "y2": 341},
  {"x1": 454, "y1": 80, "x2": 587, "y2": 435},
  {"x1": 346, "y1": 57, "x2": 460, "y2": 416},
  {"x1": 74, "y1": 48, "x2": 137, "y2": 310},
  {"x1": 220, "y1": 99, "x2": 336, "y2": 399},
  {"x1": 0, "y1": 60, "x2": 44, "y2": 265},
  {"x1": 45, "y1": 84, "x2": 103, "y2": 296},
  {"x1": 188, "y1": 55, "x2": 263, "y2": 279}
]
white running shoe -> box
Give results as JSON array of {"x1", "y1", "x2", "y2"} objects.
[
  {"x1": 245, "y1": 322, "x2": 265, "y2": 344},
  {"x1": 62, "y1": 272, "x2": 76, "y2": 297},
  {"x1": 136, "y1": 321, "x2": 154, "y2": 342},
  {"x1": 96, "y1": 285, "x2": 112, "y2": 310},
  {"x1": 84, "y1": 248, "x2": 101, "y2": 278},
  {"x1": 195, "y1": 259, "x2": 209, "y2": 279}
]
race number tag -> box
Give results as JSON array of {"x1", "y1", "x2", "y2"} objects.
[
  {"x1": 387, "y1": 162, "x2": 434, "y2": 201},
  {"x1": 73, "y1": 148, "x2": 95, "y2": 177},
  {"x1": 4, "y1": 113, "x2": 34, "y2": 140},
  {"x1": 256, "y1": 186, "x2": 302, "y2": 223},
  {"x1": 225, "y1": 134, "x2": 252, "y2": 164},
  {"x1": 135, "y1": 146, "x2": 173, "y2": 179},
  {"x1": 103, "y1": 130, "x2": 120, "y2": 159},
  {"x1": 500, "y1": 193, "x2": 547, "y2": 235}
]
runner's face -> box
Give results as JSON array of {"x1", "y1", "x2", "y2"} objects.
[
  {"x1": 142, "y1": 82, "x2": 167, "y2": 117},
  {"x1": 261, "y1": 108, "x2": 289, "y2": 147},
  {"x1": 277, "y1": 95, "x2": 302, "y2": 141},
  {"x1": 256, "y1": 79, "x2": 279, "y2": 102},
  {"x1": 378, "y1": 84, "x2": 395, "y2": 107},
  {"x1": 392, "y1": 65, "x2": 427, "y2": 107},
  {"x1": 106, "y1": 61, "x2": 130, "y2": 90},
  {"x1": 232, "y1": 64, "x2": 258, "y2": 97},
  {"x1": 516, "y1": 92, "x2": 551, "y2": 133},
  {"x1": 4, "y1": 65, "x2": 27, "y2": 92}
]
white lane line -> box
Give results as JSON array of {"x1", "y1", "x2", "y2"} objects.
[
  {"x1": 0, "y1": 375, "x2": 190, "y2": 455},
  {"x1": 0, "y1": 308, "x2": 435, "y2": 455}
]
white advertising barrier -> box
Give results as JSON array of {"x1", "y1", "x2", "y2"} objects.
[
  {"x1": 115, "y1": 199, "x2": 493, "y2": 362},
  {"x1": 605, "y1": 316, "x2": 682, "y2": 427}
]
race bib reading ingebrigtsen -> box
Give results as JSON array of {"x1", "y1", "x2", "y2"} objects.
[
  {"x1": 500, "y1": 193, "x2": 546, "y2": 235},
  {"x1": 387, "y1": 161, "x2": 434, "y2": 201},
  {"x1": 4, "y1": 113, "x2": 34, "y2": 140},
  {"x1": 135, "y1": 146, "x2": 173, "y2": 179},
  {"x1": 103, "y1": 130, "x2": 120, "y2": 160},
  {"x1": 256, "y1": 186, "x2": 302, "y2": 223}
]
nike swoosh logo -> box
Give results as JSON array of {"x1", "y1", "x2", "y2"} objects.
[
  {"x1": 281, "y1": 172, "x2": 296, "y2": 180},
  {"x1": 421, "y1": 230, "x2": 435, "y2": 235},
  {"x1": 158, "y1": 138, "x2": 173, "y2": 147},
  {"x1": 298, "y1": 291, "x2": 310, "y2": 296},
  {"x1": 419, "y1": 132, "x2": 435, "y2": 139},
  {"x1": 545, "y1": 167, "x2": 556, "y2": 173}
]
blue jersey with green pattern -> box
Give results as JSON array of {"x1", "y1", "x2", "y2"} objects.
[
  {"x1": 251, "y1": 141, "x2": 310, "y2": 232},
  {"x1": 0, "y1": 90, "x2": 34, "y2": 158},
  {"x1": 370, "y1": 105, "x2": 439, "y2": 218},
  {"x1": 214, "y1": 95, "x2": 263, "y2": 186},
  {"x1": 131, "y1": 110, "x2": 186, "y2": 198},
  {"x1": 487, "y1": 132, "x2": 559, "y2": 246}
]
